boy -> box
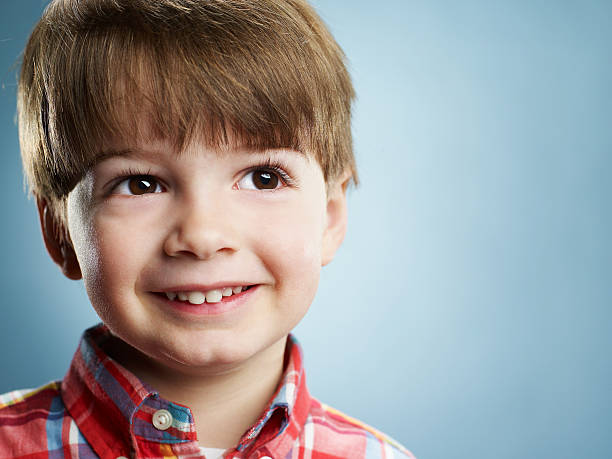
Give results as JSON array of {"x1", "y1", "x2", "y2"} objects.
[{"x1": 0, "y1": 0, "x2": 414, "y2": 458}]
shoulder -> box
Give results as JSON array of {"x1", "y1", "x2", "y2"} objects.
[
  {"x1": 0, "y1": 381, "x2": 61, "y2": 409},
  {"x1": 0, "y1": 382, "x2": 65, "y2": 455},
  {"x1": 303, "y1": 397, "x2": 416, "y2": 458}
]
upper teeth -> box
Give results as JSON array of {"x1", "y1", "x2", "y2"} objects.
[{"x1": 165, "y1": 286, "x2": 247, "y2": 304}]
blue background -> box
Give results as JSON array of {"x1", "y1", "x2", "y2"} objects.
[{"x1": 1, "y1": 1, "x2": 611, "y2": 458}]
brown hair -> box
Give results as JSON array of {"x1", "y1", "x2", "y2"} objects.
[{"x1": 18, "y1": 0, "x2": 356, "y2": 227}]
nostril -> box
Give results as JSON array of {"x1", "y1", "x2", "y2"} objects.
[{"x1": 162, "y1": 215, "x2": 239, "y2": 261}]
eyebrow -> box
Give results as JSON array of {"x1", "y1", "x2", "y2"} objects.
[
  {"x1": 92, "y1": 148, "x2": 132, "y2": 163},
  {"x1": 88, "y1": 148, "x2": 162, "y2": 169},
  {"x1": 88, "y1": 145, "x2": 306, "y2": 170}
]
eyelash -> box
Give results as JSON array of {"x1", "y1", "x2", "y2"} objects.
[
  {"x1": 244, "y1": 159, "x2": 296, "y2": 188},
  {"x1": 108, "y1": 167, "x2": 158, "y2": 194},
  {"x1": 108, "y1": 160, "x2": 296, "y2": 195}
]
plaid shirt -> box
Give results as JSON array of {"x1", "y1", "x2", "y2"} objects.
[{"x1": 0, "y1": 324, "x2": 414, "y2": 459}]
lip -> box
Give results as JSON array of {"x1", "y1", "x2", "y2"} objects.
[
  {"x1": 151, "y1": 284, "x2": 259, "y2": 317},
  {"x1": 155, "y1": 282, "x2": 255, "y2": 293}
]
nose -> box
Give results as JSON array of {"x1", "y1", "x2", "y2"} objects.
[{"x1": 163, "y1": 191, "x2": 238, "y2": 260}]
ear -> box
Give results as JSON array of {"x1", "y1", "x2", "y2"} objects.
[
  {"x1": 36, "y1": 198, "x2": 82, "y2": 280},
  {"x1": 321, "y1": 172, "x2": 351, "y2": 266}
]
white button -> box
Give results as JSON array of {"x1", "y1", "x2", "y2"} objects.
[
  {"x1": 152, "y1": 409, "x2": 173, "y2": 430},
  {"x1": 261, "y1": 456, "x2": 272, "y2": 459},
  {"x1": 116, "y1": 457, "x2": 129, "y2": 459}
]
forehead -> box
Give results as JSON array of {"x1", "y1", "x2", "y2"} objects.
[
  {"x1": 91, "y1": 128, "x2": 310, "y2": 168},
  {"x1": 77, "y1": 137, "x2": 327, "y2": 204}
]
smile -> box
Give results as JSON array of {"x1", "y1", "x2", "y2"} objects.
[{"x1": 160, "y1": 286, "x2": 253, "y2": 305}]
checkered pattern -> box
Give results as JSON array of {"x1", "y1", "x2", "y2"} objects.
[{"x1": 0, "y1": 324, "x2": 415, "y2": 458}]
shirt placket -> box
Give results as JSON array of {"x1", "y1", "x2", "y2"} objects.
[{"x1": 131, "y1": 395, "x2": 202, "y2": 458}]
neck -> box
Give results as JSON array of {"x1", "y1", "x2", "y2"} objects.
[{"x1": 105, "y1": 335, "x2": 287, "y2": 449}]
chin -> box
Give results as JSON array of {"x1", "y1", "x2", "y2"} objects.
[{"x1": 155, "y1": 334, "x2": 264, "y2": 371}]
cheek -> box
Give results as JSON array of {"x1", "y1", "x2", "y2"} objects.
[
  {"x1": 254, "y1": 198, "x2": 325, "y2": 293},
  {"x1": 72, "y1": 213, "x2": 158, "y2": 315}
]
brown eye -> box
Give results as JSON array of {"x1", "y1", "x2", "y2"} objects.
[
  {"x1": 122, "y1": 176, "x2": 162, "y2": 195},
  {"x1": 251, "y1": 170, "x2": 279, "y2": 189}
]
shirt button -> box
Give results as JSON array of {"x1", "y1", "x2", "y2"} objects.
[
  {"x1": 116, "y1": 457, "x2": 129, "y2": 459},
  {"x1": 152, "y1": 409, "x2": 173, "y2": 430},
  {"x1": 260, "y1": 456, "x2": 272, "y2": 459}
]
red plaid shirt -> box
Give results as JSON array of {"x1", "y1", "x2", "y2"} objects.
[{"x1": 0, "y1": 324, "x2": 414, "y2": 459}]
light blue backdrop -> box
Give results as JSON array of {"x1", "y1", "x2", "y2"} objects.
[{"x1": 1, "y1": 1, "x2": 611, "y2": 458}]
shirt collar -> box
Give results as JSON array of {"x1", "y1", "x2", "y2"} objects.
[{"x1": 62, "y1": 324, "x2": 310, "y2": 457}]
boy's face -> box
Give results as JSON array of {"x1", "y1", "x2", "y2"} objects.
[{"x1": 46, "y1": 138, "x2": 348, "y2": 374}]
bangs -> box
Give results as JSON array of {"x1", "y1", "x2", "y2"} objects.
[
  {"x1": 20, "y1": 0, "x2": 355, "y2": 206},
  {"x1": 76, "y1": 20, "x2": 316, "y2": 155}
]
